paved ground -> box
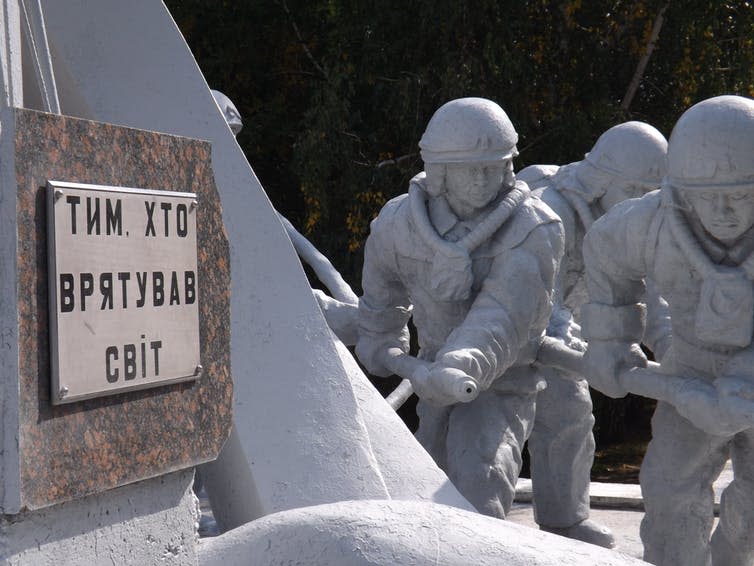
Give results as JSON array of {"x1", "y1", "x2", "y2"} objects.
[
  {"x1": 508, "y1": 461, "x2": 733, "y2": 560},
  {"x1": 507, "y1": 503, "x2": 646, "y2": 559}
]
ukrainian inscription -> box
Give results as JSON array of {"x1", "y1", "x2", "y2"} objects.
[{"x1": 47, "y1": 180, "x2": 201, "y2": 404}]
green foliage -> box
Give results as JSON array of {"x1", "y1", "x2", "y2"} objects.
[
  {"x1": 165, "y1": 0, "x2": 754, "y2": 445},
  {"x1": 166, "y1": 0, "x2": 754, "y2": 285}
]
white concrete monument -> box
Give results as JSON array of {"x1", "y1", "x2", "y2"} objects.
[
  {"x1": 356, "y1": 97, "x2": 565, "y2": 518},
  {"x1": 199, "y1": 499, "x2": 649, "y2": 566},
  {"x1": 582, "y1": 95, "x2": 754, "y2": 566},
  {"x1": 0, "y1": 2, "x2": 652, "y2": 565},
  {"x1": 516, "y1": 121, "x2": 668, "y2": 547}
]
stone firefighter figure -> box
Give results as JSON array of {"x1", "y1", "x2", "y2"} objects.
[
  {"x1": 581, "y1": 95, "x2": 754, "y2": 566},
  {"x1": 516, "y1": 121, "x2": 670, "y2": 547},
  {"x1": 356, "y1": 98, "x2": 564, "y2": 518}
]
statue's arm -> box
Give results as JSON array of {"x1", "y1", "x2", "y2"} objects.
[
  {"x1": 356, "y1": 208, "x2": 412, "y2": 377},
  {"x1": 581, "y1": 196, "x2": 658, "y2": 339},
  {"x1": 642, "y1": 278, "x2": 672, "y2": 361},
  {"x1": 436, "y1": 220, "x2": 564, "y2": 389},
  {"x1": 537, "y1": 185, "x2": 580, "y2": 319},
  {"x1": 581, "y1": 195, "x2": 659, "y2": 396}
]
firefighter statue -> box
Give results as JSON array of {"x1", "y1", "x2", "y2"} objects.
[
  {"x1": 582, "y1": 95, "x2": 754, "y2": 566},
  {"x1": 356, "y1": 98, "x2": 564, "y2": 518}
]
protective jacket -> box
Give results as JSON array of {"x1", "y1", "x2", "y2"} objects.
[
  {"x1": 583, "y1": 187, "x2": 754, "y2": 566},
  {"x1": 357, "y1": 174, "x2": 563, "y2": 391}
]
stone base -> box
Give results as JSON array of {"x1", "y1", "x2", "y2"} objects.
[
  {"x1": 197, "y1": 499, "x2": 647, "y2": 566},
  {"x1": 0, "y1": 470, "x2": 198, "y2": 565}
]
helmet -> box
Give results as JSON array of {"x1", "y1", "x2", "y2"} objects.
[
  {"x1": 667, "y1": 95, "x2": 754, "y2": 190},
  {"x1": 582, "y1": 121, "x2": 667, "y2": 186},
  {"x1": 419, "y1": 98, "x2": 518, "y2": 164},
  {"x1": 211, "y1": 89, "x2": 243, "y2": 136}
]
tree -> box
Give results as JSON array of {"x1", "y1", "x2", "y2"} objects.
[{"x1": 166, "y1": 0, "x2": 754, "y2": 446}]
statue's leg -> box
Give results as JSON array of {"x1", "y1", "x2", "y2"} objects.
[
  {"x1": 640, "y1": 401, "x2": 729, "y2": 566},
  {"x1": 528, "y1": 368, "x2": 613, "y2": 547},
  {"x1": 444, "y1": 387, "x2": 537, "y2": 519},
  {"x1": 710, "y1": 427, "x2": 754, "y2": 566},
  {"x1": 529, "y1": 368, "x2": 593, "y2": 527}
]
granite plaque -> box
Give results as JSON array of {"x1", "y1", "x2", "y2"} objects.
[
  {"x1": 47, "y1": 181, "x2": 201, "y2": 404},
  {"x1": 0, "y1": 107, "x2": 232, "y2": 512}
]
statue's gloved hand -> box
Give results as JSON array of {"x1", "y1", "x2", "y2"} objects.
[
  {"x1": 412, "y1": 361, "x2": 479, "y2": 407},
  {"x1": 355, "y1": 327, "x2": 410, "y2": 378},
  {"x1": 547, "y1": 306, "x2": 586, "y2": 352},
  {"x1": 583, "y1": 340, "x2": 647, "y2": 398}
]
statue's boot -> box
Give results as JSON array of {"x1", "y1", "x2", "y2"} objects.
[{"x1": 541, "y1": 518, "x2": 616, "y2": 549}]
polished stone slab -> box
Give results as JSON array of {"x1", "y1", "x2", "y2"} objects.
[{"x1": 2, "y1": 108, "x2": 232, "y2": 511}]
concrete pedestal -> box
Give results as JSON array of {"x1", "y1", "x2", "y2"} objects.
[{"x1": 2, "y1": 470, "x2": 198, "y2": 565}]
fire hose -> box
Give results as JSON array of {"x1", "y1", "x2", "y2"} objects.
[
  {"x1": 282, "y1": 216, "x2": 754, "y2": 435},
  {"x1": 383, "y1": 336, "x2": 754, "y2": 436}
]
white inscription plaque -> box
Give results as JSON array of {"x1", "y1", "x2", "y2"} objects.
[{"x1": 47, "y1": 180, "x2": 201, "y2": 404}]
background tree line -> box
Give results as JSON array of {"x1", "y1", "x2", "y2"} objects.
[{"x1": 165, "y1": 0, "x2": 754, "y2": 455}]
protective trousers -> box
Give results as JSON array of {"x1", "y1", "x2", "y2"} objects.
[
  {"x1": 416, "y1": 383, "x2": 537, "y2": 519},
  {"x1": 528, "y1": 368, "x2": 594, "y2": 528},
  {"x1": 639, "y1": 345, "x2": 754, "y2": 566},
  {"x1": 640, "y1": 401, "x2": 754, "y2": 566}
]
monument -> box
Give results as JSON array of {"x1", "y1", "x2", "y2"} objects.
[
  {"x1": 582, "y1": 95, "x2": 754, "y2": 566},
  {"x1": 0, "y1": 1, "x2": 655, "y2": 565}
]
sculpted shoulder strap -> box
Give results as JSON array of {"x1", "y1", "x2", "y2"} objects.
[{"x1": 407, "y1": 178, "x2": 530, "y2": 302}]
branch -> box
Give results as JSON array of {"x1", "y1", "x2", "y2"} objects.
[
  {"x1": 376, "y1": 153, "x2": 418, "y2": 169},
  {"x1": 276, "y1": 0, "x2": 329, "y2": 81},
  {"x1": 620, "y1": 1, "x2": 670, "y2": 112}
]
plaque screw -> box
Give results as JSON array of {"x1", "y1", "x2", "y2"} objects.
[
  {"x1": 54, "y1": 189, "x2": 64, "y2": 200},
  {"x1": 195, "y1": 365, "x2": 203, "y2": 376},
  {"x1": 190, "y1": 200, "x2": 199, "y2": 210},
  {"x1": 59, "y1": 386, "x2": 69, "y2": 398}
]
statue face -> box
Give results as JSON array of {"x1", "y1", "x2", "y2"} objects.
[
  {"x1": 599, "y1": 181, "x2": 647, "y2": 212},
  {"x1": 211, "y1": 90, "x2": 243, "y2": 136},
  {"x1": 444, "y1": 161, "x2": 507, "y2": 214},
  {"x1": 684, "y1": 187, "x2": 754, "y2": 244},
  {"x1": 222, "y1": 103, "x2": 243, "y2": 136}
]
